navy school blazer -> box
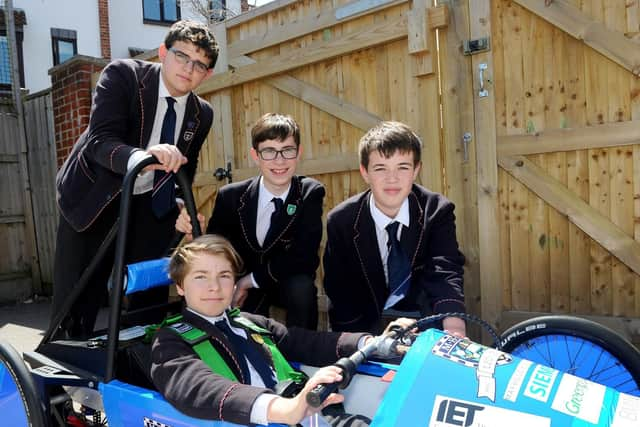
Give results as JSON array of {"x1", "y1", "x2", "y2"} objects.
[
  {"x1": 323, "y1": 184, "x2": 466, "y2": 333},
  {"x1": 206, "y1": 175, "x2": 325, "y2": 294},
  {"x1": 56, "y1": 59, "x2": 213, "y2": 232}
]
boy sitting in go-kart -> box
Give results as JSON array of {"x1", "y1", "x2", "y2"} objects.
[{"x1": 150, "y1": 234, "x2": 412, "y2": 426}]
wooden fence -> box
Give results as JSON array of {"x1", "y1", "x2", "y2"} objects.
[
  {"x1": 0, "y1": 90, "x2": 56, "y2": 304},
  {"x1": 190, "y1": 0, "x2": 482, "y2": 332},
  {"x1": 184, "y1": 0, "x2": 640, "y2": 342},
  {"x1": 23, "y1": 90, "x2": 57, "y2": 291}
]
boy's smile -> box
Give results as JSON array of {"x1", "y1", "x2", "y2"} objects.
[
  {"x1": 360, "y1": 150, "x2": 420, "y2": 218},
  {"x1": 251, "y1": 136, "x2": 300, "y2": 195},
  {"x1": 176, "y1": 253, "x2": 236, "y2": 317}
]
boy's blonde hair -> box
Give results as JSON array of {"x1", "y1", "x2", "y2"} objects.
[{"x1": 169, "y1": 235, "x2": 244, "y2": 286}]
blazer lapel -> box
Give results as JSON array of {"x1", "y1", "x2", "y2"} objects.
[
  {"x1": 403, "y1": 190, "x2": 425, "y2": 267},
  {"x1": 353, "y1": 192, "x2": 387, "y2": 313},
  {"x1": 139, "y1": 64, "x2": 160, "y2": 148},
  {"x1": 238, "y1": 178, "x2": 261, "y2": 250}
]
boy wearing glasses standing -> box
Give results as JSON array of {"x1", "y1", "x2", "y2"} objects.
[
  {"x1": 176, "y1": 113, "x2": 325, "y2": 330},
  {"x1": 322, "y1": 122, "x2": 466, "y2": 336},
  {"x1": 53, "y1": 20, "x2": 218, "y2": 338}
]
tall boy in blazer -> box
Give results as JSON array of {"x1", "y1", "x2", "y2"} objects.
[
  {"x1": 176, "y1": 114, "x2": 325, "y2": 329},
  {"x1": 323, "y1": 122, "x2": 466, "y2": 335},
  {"x1": 53, "y1": 20, "x2": 219, "y2": 338}
]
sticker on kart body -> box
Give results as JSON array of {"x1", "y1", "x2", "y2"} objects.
[
  {"x1": 432, "y1": 335, "x2": 513, "y2": 401},
  {"x1": 143, "y1": 417, "x2": 172, "y2": 427},
  {"x1": 429, "y1": 395, "x2": 551, "y2": 427},
  {"x1": 523, "y1": 364, "x2": 559, "y2": 403},
  {"x1": 612, "y1": 393, "x2": 640, "y2": 427},
  {"x1": 551, "y1": 375, "x2": 606, "y2": 424},
  {"x1": 503, "y1": 359, "x2": 533, "y2": 402}
]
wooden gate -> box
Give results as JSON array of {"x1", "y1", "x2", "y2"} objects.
[
  {"x1": 469, "y1": 0, "x2": 640, "y2": 342},
  {"x1": 193, "y1": 0, "x2": 482, "y2": 330}
]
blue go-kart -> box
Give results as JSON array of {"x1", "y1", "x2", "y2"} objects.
[{"x1": 1, "y1": 156, "x2": 640, "y2": 426}]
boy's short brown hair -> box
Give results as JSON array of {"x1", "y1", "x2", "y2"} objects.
[
  {"x1": 164, "y1": 20, "x2": 219, "y2": 69},
  {"x1": 169, "y1": 235, "x2": 244, "y2": 286},
  {"x1": 359, "y1": 121, "x2": 422, "y2": 169},
  {"x1": 250, "y1": 113, "x2": 301, "y2": 149}
]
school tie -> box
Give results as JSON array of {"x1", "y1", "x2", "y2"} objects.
[
  {"x1": 215, "y1": 319, "x2": 277, "y2": 388},
  {"x1": 264, "y1": 197, "x2": 284, "y2": 244},
  {"x1": 151, "y1": 97, "x2": 177, "y2": 219},
  {"x1": 384, "y1": 221, "x2": 412, "y2": 309}
]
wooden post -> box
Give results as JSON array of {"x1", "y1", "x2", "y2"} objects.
[
  {"x1": 469, "y1": 0, "x2": 502, "y2": 331},
  {"x1": 4, "y1": 0, "x2": 42, "y2": 294},
  {"x1": 439, "y1": 0, "x2": 482, "y2": 341}
]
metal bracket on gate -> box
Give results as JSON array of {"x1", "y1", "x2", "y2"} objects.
[
  {"x1": 462, "y1": 132, "x2": 472, "y2": 163},
  {"x1": 463, "y1": 37, "x2": 490, "y2": 56},
  {"x1": 478, "y1": 63, "x2": 489, "y2": 98}
]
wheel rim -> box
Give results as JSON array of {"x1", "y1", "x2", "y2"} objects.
[
  {"x1": 509, "y1": 334, "x2": 640, "y2": 396},
  {"x1": 0, "y1": 358, "x2": 31, "y2": 427}
]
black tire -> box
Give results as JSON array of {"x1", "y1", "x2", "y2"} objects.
[
  {"x1": 500, "y1": 315, "x2": 640, "y2": 395},
  {"x1": 0, "y1": 340, "x2": 46, "y2": 426}
]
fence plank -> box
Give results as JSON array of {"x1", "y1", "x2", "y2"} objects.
[
  {"x1": 513, "y1": 0, "x2": 640, "y2": 76},
  {"x1": 198, "y1": 13, "x2": 408, "y2": 93},
  {"x1": 497, "y1": 120, "x2": 640, "y2": 156},
  {"x1": 499, "y1": 154, "x2": 640, "y2": 277}
]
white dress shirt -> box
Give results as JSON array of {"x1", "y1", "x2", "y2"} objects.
[
  {"x1": 368, "y1": 194, "x2": 410, "y2": 283},
  {"x1": 127, "y1": 74, "x2": 189, "y2": 194}
]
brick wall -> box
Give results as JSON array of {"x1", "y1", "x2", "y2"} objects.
[
  {"x1": 49, "y1": 55, "x2": 108, "y2": 167},
  {"x1": 98, "y1": 0, "x2": 111, "y2": 60}
]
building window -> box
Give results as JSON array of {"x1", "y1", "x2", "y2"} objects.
[
  {"x1": 0, "y1": 36, "x2": 10, "y2": 86},
  {"x1": 51, "y1": 28, "x2": 77, "y2": 66},
  {"x1": 143, "y1": 0, "x2": 180, "y2": 25},
  {"x1": 209, "y1": 0, "x2": 227, "y2": 22},
  {"x1": 0, "y1": 8, "x2": 26, "y2": 91}
]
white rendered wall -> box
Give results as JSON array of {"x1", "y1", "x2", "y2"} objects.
[
  {"x1": 15, "y1": 0, "x2": 243, "y2": 93},
  {"x1": 14, "y1": 0, "x2": 101, "y2": 93}
]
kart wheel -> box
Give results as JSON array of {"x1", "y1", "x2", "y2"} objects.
[
  {"x1": 0, "y1": 340, "x2": 46, "y2": 426},
  {"x1": 500, "y1": 315, "x2": 640, "y2": 396}
]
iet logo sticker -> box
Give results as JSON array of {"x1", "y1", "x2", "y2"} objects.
[{"x1": 429, "y1": 395, "x2": 551, "y2": 427}]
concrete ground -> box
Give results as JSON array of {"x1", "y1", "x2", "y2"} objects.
[{"x1": 0, "y1": 297, "x2": 51, "y2": 354}]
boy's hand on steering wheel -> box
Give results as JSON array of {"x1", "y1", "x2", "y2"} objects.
[{"x1": 267, "y1": 365, "x2": 344, "y2": 425}]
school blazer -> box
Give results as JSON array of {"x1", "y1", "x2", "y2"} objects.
[
  {"x1": 56, "y1": 59, "x2": 213, "y2": 232},
  {"x1": 323, "y1": 184, "x2": 466, "y2": 333},
  {"x1": 206, "y1": 175, "x2": 325, "y2": 293},
  {"x1": 151, "y1": 309, "x2": 364, "y2": 424}
]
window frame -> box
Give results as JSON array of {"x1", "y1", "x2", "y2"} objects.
[
  {"x1": 51, "y1": 28, "x2": 78, "y2": 66},
  {"x1": 0, "y1": 9, "x2": 25, "y2": 92},
  {"x1": 142, "y1": 0, "x2": 181, "y2": 26}
]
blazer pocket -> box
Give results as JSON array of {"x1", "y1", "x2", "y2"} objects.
[{"x1": 78, "y1": 151, "x2": 96, "y2": 183}]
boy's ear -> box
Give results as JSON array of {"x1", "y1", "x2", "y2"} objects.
[
  {"x1": 413, "y1": 161, "x2": 422, "y2": 180},
  {"x1": 359, "y1": 164, "x2": 370, "y2": 184},
  {"x1": 175, "y1": 283, "x2": 185, "y2": 296},
  {"x1": 158, "y1": 43, "x2": 168, "y2": 61},
  {"x1": 250, "y1": 148, "x2": 259, "y2": 165}
]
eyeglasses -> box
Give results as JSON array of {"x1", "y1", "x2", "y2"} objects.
[
  {"x1": 256, "y1": 147, "x2": 299, "y2": 160},
  {"x1": 169, "y1": 48, "x2": 209, "y2": 74}
]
